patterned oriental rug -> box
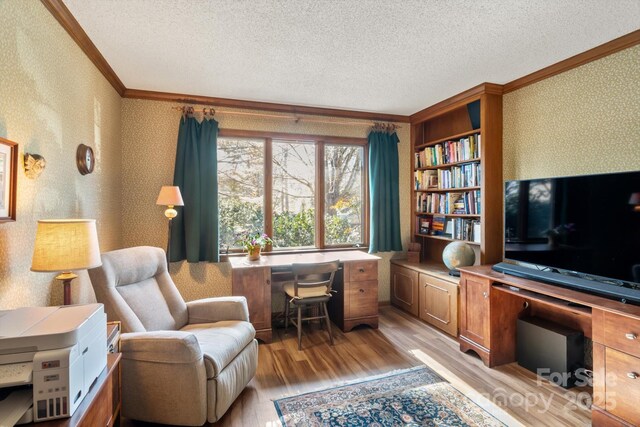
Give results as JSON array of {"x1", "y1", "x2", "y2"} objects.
[{"x1": 274, "y1": 366, "x2": 507, "y2": 426}]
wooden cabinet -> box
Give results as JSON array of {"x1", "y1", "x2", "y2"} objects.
[
  {"x1": 333, "y1": 260, "x2": 379, "y2": 332},
  {"x1": 390, "y1": 264, "x2": 419, "y2": 316},
  {"x1": 419, "y1": 274, "x2": 458, "y2": 336},
  {"x1": 232, "y1": 266, "x2": 272, "y2": 342},
  {"x1": 592, "y1": 309, "x2": 640, "y2": 426},
  {"x1": 390, "y1": 260, "x2": 459, "y2": 337},
  {"x1": 458, "y1": 265, "x2": 640, "y2": 426},
  {"x1": 459, "y1": 276, "x2": 490, "y2": 348}
]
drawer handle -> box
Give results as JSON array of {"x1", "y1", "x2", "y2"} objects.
[
  {"x1": 359, "y1": 289, "x2": 365, "y2": 293},
  {"x1": 358, "y1": 268, "x2": 365, "y2": 273},
  {"x1": 625, "y1": 333, "x2": 637, "y2": 340},
  {"x1": 482, "y1": 292, "x2": 488, "y2": 299},
  {"x1": 627, "y1": 372, "x2": 638, "y2": 380}
]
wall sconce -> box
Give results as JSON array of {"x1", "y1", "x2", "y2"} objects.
[{"x1": 23, "y1": 153, "x2": 46, "y2": 179}]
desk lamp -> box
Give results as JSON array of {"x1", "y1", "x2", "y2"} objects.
[{"x1": 31, "y1": 219, "x2": 102, "y2": 305}]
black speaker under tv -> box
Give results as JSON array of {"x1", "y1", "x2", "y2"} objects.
[{"x1": 494, "y1": 170, "x2": 640, "y2": 305}]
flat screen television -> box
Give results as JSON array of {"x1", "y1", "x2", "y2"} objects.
[{"x1": 502, "y1": 171, "x2": 640, "y2": 294}]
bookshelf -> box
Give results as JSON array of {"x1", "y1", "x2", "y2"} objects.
[{"x1": 410, "y1": 83, "x2": 503, "y2": 266}]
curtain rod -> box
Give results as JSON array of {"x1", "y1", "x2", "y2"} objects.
[{"x1": 171, "y1": 106, "x2": 401, "y2": 130}]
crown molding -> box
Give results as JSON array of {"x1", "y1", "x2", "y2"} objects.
[
  {"x1": 410, "y1": 83, "x2": 503, "y2": 124},
  {"x1": 503, "y1": 29, "x2": 640, "y2": 94},
  {"x1": 41, "y1": 0, "x2": 126, "y2": 96}
]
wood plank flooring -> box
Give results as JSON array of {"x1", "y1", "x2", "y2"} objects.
[{"x1": 124, "y1": 306, "x2": 592, "y2": 427}]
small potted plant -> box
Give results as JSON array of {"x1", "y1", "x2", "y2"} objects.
[{"x1": 238, "y1": 232, "x2": 273, "y2": 261}]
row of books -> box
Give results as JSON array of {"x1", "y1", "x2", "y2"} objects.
[
  {"x1": 451, "y1": 218, "x2": 481, "y2": 242},
  {"x1": 414, "y1": 162, "x2": 481, "y2": 190},
  {"x1": 416, "y1": 191, "x2": 481, "y2": 215},
  {"x1": 437, "y1": 163, "x2": 481, "y2": 189},
  {"x1": 416, "y1": 214, "x2": 481, "y2": 243},
  {"x1": 414, "y1": 134, "x2": 481, "y2": 168}
]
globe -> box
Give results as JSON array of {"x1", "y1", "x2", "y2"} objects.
[{"x1": 442, "y1": 242, "x2": 476, "y2": 275}]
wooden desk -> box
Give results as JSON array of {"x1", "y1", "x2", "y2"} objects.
[
  {"x1": 458, "y1": 265, "x2": 640, "y2": 426},
  {"x1": 228, "y1": 251, "x2": 381, "y2": 343},
  {"x1": 36, "y1": 353, "x2": 121, "y2": 427}
]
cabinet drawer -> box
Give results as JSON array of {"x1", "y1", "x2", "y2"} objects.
[
  {"x1": 347, "y1": 280, "x2": 378, "y2": 318},
  {"x1": 605, "y1": 348, "x2": 640, "y2": 425},
  {"x1": 349, "y1": 261, "x2": 378, "y2": 282},
  {"x1": 600, "y1": 311, "x2": 640, "y2": 358}
]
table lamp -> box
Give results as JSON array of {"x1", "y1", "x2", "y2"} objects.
[
  {"x1": 156, "y1": 186, "x2": 184, "y2": 263},
  {"x1": 31, "y1": 219, "x2": 102, "y2": 305}
]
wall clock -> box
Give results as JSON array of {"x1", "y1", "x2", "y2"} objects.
[{"x1": 76, "y1": 144, "x2": 95, "y2": 175}]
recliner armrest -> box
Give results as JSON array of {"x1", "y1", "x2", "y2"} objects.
[
  {"x1": 120, "y1": 331, "x2": 203, "y2": 363},
  {"x1": 186, "y1": 296, "x2": 250, "y2": 324}
]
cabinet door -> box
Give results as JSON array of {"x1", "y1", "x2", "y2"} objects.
[
  {"x1": 232, "y1": 267, "x2": 271, "y2": 331},
  {"x1": 390, "y1": 265, "x2": 419, "y2": 316},
  {"x1": 347, "y1": 280, "x2": 378, "y2": 318},
  {"x1": 419, "y1": 274, "x2": 458, "y2": 336},
  {"x1": 459, "y1": 276, "x2": 490, "y2": 347}
]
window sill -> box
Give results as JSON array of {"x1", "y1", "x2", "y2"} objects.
[{"x1": 220, "y1": 246, "x2": 369, "y2": 263}]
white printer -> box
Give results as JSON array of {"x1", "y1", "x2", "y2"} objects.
[{"x1": 0, "y1": 304, "x2": 107, "y2": 423}]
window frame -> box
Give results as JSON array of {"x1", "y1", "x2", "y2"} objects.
[{"x1": 218, "y1": 128, "x2": 369, "y2": 252}]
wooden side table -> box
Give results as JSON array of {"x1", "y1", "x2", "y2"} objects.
[{"x1": 36, "y1": 353, "x2": 121, "y2": 427}]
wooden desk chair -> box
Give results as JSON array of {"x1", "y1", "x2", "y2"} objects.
[{"x1": 283, "y1": 260, "x2": 339, "y2": 350}]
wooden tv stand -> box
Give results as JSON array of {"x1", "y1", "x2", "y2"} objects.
[{"x1": 459, "y1": 265, "x2": 640, "y2": 426}]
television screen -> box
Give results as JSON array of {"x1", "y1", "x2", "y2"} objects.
[{"x1": 504, "y1": 171, "x2": 640, "y2": 285}]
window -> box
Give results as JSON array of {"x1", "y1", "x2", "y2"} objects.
[
  {"x1": 218, "y1": 137, "x2": 265, "y2": 252},
  {"x1": 217, "y1": 131, "x2": 367, "y2": 251},
  {"x1": 324, "y1": 144, "x2": 365, "y2": 245}
]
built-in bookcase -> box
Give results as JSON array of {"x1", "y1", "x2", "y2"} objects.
[{"x1": 410, "y1": 84, "x2": 503, "y2": 265}]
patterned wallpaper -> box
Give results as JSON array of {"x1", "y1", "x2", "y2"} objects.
[
  {"x1": 121, "y1": 99, "x2": 411, "y2": 302},
  {"x1": 0, "y1": 1, "x2": 123, "y2": 309},
  {"x1": 504, "y1": 45, "x2": 640, "y2": 180}
]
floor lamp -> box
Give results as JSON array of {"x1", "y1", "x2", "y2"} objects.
[
  {"x1": 157, "y1": 186, "x2": 184, "y2": 264},
  {"x1": 31, "y1": 219, "x2": 102, "y2": 305}
]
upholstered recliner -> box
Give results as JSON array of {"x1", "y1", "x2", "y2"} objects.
[{"x1": 88, "y1": 246, "x2": 258, "y2": 426}]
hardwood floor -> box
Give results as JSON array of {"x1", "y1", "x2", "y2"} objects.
[{"x1": 125, "y1": 306, "x2": 592, "y2": 427}]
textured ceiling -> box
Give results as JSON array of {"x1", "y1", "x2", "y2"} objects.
[{"x1": 62, "y1": 0, "x2": 640, "y2": 115}]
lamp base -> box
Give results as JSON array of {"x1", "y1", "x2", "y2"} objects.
[{"x1": 56, "y1": 272, "x2": 78, "y2": 305}]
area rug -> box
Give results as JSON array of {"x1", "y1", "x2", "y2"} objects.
[{"x1": 274, "y1": 366, "x2": 506, "y2": 426}]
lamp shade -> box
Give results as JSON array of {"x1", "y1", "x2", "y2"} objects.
[
  {"x1": 31, "y1": 219, "x2": 102, "y2": 272},
  {"x1": 156, "y1": 186, "x2": 184, "y2": 206}
]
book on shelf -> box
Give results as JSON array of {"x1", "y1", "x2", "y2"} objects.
[
  {"x1": 415, "y1": 190, "x2": 481, "y2": 215},
  {"x1": 415, "y1": 133, "x2": 481, "y2": 167},
  {"x1": 451, "y1": 218, "x2": 481, "y2": 243},
  {"x1": 419, "y1": 218, "x2": 430, "y2": 234},
  {"x1": 414, "y1": 170, "x2": 438, "y2": 190},
  {"x1": 431, "y1": 214, "x2": 446, "y2": 235},
  {"x1": 436, "y1": 163, "x2": 481, "y2": 189}
]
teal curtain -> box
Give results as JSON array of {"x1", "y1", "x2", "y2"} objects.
[
  {"x1": 170, "y1": 116, "x2": 219, "y2": 262},
  {"x1": 368, "y1": 130, "x2": 402, "y2": 253}
]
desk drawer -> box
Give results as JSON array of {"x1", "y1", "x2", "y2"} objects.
[
  {"x1": 601, "y1": 311, "x2": 640, "y2": 358},
  {"x1": 349, "y1": 261, "x2": 378, "y2": 282},
  {"x1": 605, "y1": 348, "x2": 640, "y2": 425},
  {"x1": 347, "y1": 280, "x2": 378, "y2": 318}
]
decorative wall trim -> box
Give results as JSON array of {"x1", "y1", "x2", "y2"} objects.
[
  {"x1": 503, "y1": 29, "x2": 640, "y2": 93},
  {"x1": 123, "y1": 89, "x2": 411, "y2": 123},
  {"x1": 410, "y1": 83, "x2": 503, "y2": 124},
  {"x1": 40, "y1": 0, "x2": 126, "y2": 96}
]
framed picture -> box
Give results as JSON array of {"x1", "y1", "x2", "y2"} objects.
[{"x1": 0, "y1": 137, "x2": 18, "y2": 223}]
